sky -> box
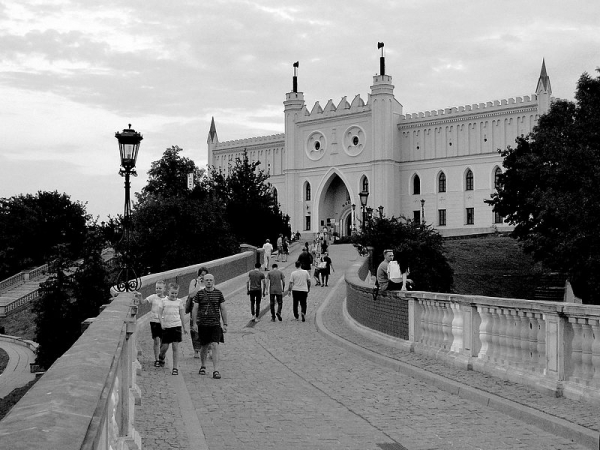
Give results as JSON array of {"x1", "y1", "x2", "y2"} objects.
[{"x1": 0, "y1": 0, "x2": 598, "y2": 221}]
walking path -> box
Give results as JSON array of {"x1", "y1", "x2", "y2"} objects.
[
  {"x1": 135, "y1": 244, "x2": 598, "y2": 450},
  {"x1": 0, "y1": 338, "x2": 36, "y2": 399}
]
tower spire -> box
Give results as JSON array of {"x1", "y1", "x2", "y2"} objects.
[
  {"x1": 208, "y1": 116, "x2": 218, "y2": 144},
  {"x1": 535, "y1": 58, "x2": 552, "y2": 95}
]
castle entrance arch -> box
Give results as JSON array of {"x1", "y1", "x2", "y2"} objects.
[{"x1": 317, "y1": 172, "x2": 353, "y2": 239}]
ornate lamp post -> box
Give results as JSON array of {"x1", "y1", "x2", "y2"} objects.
[
  {"x1": 114, "y1": 124, "x2": 143, "y2": 292},
  {"x1": 351, "y1": 203, "x2": 356, "y2": 232},
  {"x1": 378, "y1": 205, "x2": 384, "y2": 219},
  {"x1": 420, "y1": 199, "x2": 425, "y2": 224},
  {"x1": 359, "y1": 190, "x2": 369, "y2": 232},
  {"x1": 366, "y1": 207, "x2": 373, "y2": 221}
]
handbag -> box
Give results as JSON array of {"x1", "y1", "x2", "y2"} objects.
[{"x1": 318, "y1": 261, "x2": 327, "y2": 269}]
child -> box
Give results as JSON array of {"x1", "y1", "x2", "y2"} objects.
[
  {"x1": 157, "y1": 283, "x2": 188, "y2": 375},
  {"x1": 136, "y1": 280, "x2": 166, "y2": 367}
]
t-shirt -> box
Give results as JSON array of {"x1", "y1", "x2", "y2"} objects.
[
  {"x1": 267, "y1": 269, "x2": 285, "y2": 294},
  {"x1": 248, "y1": 269, "x2": 265, "y2": 291},
  {"x1": 161, "y1": 298, "x2": 184, "y2": 329},
  {"x1": 290, "y1": 269, "x2": 310, "y2": 292},
  {"x1": 263, "y1": 242, "x2": 273, "y2": 255},
  {"x1": 194, "y1": 288, "x2": 225, "y2": 327},
  {"x1": 145, "y1": 294, "x2": 165, "y2": 323},
  {"x1": 297, "y1": 251, "x2": 313, "y2": 271},
  {"x1": 277, "y1": 237, "x2": 283, "y2": 248},
  {"x1": 377, "y1": 260, "x2": 390, "y2": 291}
]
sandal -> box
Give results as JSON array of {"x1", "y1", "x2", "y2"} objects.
[
  {"x1": 199, "y1": 366, "x2": 206, "y2": 375},
  {"x1": 172, "y1": 368, "x2": 179, "y2": 375},
  {"x1": 154, "y1": 360, "x2": 160, "y2": 367},
  {"x1": 213, "y1": 371, "x2": 221, "y2": 379},
  {"x1": 158, "y1": 356, "x2": 165, "y2": 367}
]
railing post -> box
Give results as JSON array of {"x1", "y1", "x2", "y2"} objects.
[{"x1": 544, "y1": 312, "x2": 565, "y2": 382}]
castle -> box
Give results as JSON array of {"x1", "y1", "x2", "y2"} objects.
[{"x1": 207, "y1": 49, "x2": 553, "y2": 238}]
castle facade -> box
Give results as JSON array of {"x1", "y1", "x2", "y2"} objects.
[{"x1": 207, "y1": 55, "x2": 553, "y2": 238}]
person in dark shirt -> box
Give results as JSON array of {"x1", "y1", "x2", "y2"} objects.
[{"x1": 297, "y1": 247, "x2": 313, "y2": 271}]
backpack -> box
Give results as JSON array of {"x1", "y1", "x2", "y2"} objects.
[{"x1": 387, "y1": 260, "x2": 402, "y2": 283}]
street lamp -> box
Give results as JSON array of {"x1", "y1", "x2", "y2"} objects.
[
  {"x1": 366, "y1": 207, "x2": 373, "y2": 220},
  {"x1": 351, "y1": 203, "x2": 356, "y2": 232},
  {"x1": 420, "y1": 199, "x2": 425, "y2": 224},
  {"x1": 114, "y1": 124, "x2": 143, "y2": 292},
  {"x1": 359, "y1": 190, "x2": 369, "y2": 232},
  {"x1": 378, "y1": 205, "x2": 384, "y2": 219}
]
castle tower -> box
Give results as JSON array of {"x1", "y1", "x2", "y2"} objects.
[
  {"x1": 283, "y1": 62, "x2": 305, "y2": 232},
  {"x1": 369, "y1": 43, "x2": 402, "y2": 215},
  {"x1": 535, "y1": 59, "x2": 552, "y2": 114},
  {"x1": 207, "y1": 116, "x2": 218, "y2": 167}
]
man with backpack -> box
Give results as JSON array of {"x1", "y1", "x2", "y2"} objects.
[{"x1": 376, "y1": 249, "x2": 405, "y2": 291}]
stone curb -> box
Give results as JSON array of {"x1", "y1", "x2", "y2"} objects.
[{"x1": 314, "y1": 284, "x2": 599, "y2": 450}]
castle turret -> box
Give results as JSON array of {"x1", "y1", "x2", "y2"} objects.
[
  {"x1": 535, "y1": 59, "x2": 552, "y2": 114},
  {"x1": 207, "y1": 116, "x2": 218, "y2": 166}
]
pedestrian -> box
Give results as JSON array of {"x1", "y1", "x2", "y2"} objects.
[
  {"x1": 136, "y1": 280, "x2": 166, "y2": 367},
  {"x1": 319, "y1": 252, "x2": 334, "y2": 287},
  {"x1": 282, "y1": 236, "x2": 289, "y2": 262},
  {"x1": 297, "y1": 247, "x2": 313, "y2": 272},
  {"x1": 321, "y1": 238, "x2": 328, "y2": 255},
  {"x1": 262, "y1": 239, "x2": 273, "y2": 270},
  {"x1": 376, "y1": 249, "x2": 404, "y2": 291},
  {"x1": 157, "y1": 283, "x2": 188, "y2": 375},
  {"x1": 276, "y1": 234, "x2": 283, "y2": 261},
  {"x1": 310, "y1": 239, "x2": 320, "y2": 262},
  {"x1": 287, "y1": 260, "x2": 311, "y2": 322},
  {"x1": 186, "y1": 266, "x2": 208, "y2": 358},
  {"x1": 191, "y1": 274, "x2": 228, "y2": 379},
  {"x1": 266, "y1": 263, "x2": 286, "y2": 321},
  {"x1": 247, "y1": 262, "x2": 266, "y2": 322}
]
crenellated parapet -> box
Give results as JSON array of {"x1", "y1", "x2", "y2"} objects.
[
  {"x1": 297, "y1": 94, "x2": 370, "y2": 122},
  {"x1": 213, "y1": 133, "x2": 285, "y2": 151},
  {"x1": 400, "y1": 94, "x2": 541, "y2": 123}
]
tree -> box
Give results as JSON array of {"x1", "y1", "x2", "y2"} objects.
[
  {"x1": 487, "y1": 69, "x2": 600, "y2": 303},
  {"x1": 352, "y1": 216, "x2": 454, "y2": 293},
  {"x1": 205, "y1": 151, "x2": 288, "y2": 246},
  {"x1": 0, "y1": 191, "x2": 90, "y2": 279}
]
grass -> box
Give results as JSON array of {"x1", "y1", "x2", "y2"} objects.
[{"x1": 444, "y1": 233, "x2": 540, "y2": 299}]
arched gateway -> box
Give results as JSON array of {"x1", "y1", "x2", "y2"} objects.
[{"x1": 316, "y1": 171, "x2": 353, "y2": 239}]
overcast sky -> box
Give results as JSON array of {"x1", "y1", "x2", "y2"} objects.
[{"x1": 1, "y1": 0, "x2": 598, "y2": 221}]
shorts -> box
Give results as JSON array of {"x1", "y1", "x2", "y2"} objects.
[
  {"x1": 161, "y1": 326, "x2": 182, "y2": 344},
  {"x1": 150, "y1": 322, "x2": 163, "y2": 340},
  {"x1": 197, "y1": 325, "x2": 224, "y2": 346}
]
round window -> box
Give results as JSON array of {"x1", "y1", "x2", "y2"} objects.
[
  {"x1": 314, "y1": 141, "x2": 321, "y2": 151},
  {"x1": 352, "y1": 136, "x2": 359, "y2": 146}
]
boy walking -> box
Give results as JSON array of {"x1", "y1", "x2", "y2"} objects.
[
  {"x1": 247, "y1": 263, "x2": 266, "y2": 322},
  {"x1": 266, "y1": 263, "x2": 285, "y2": 322},
  {"x1": 157, "y1": 283, "x2": 188, "y2": 375},
  {"x1": 191, "y1": 274, "x2": 228, "y2": 379},
  {"x1": 136, "y1": 280, "x2": 166, "y2": 367}
]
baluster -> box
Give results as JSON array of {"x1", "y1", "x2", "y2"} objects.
[
  {"x1": 431, "y1": 301, "x2": 441, "y2": 347},
  {"x1": 568, "y1": 318, "x2": 583, "y2": 381},
  {"x1": 496, "y1": 309, "x2": 508, "y2": 364},
  {"x1": 517, "y1": 311, "x2": 530, "y2": 369},
  {"x1": 442, "y1": 303, "x2": 453, "y2": 351},
  {"x1": 420, "y1": 300, "x2": 430, "y2": 346},
  {"x1": 450, "y1": 302, "x2": 463, "y2": 354},
  {"x1": 536, "y1": 314, "x2": 546, "y2": 373},
  {"x1": 490, "y1": 308, "x2": 501, "y2": 363},
  {"x1": 525, "y1": 312, "x2": 537, "y2": 370},
  {"x1": 505, "y1": 310, "x2": 518, "y2": 365},
  {"x1": 580, "y1": 318, "x2": 594, "y2": 383},
  {"x1": 590, "y1": 319, "x2": 600, "y2": 383},
  {"x1": 478, "y1": 306, "x2": 493, "y2": 360}
]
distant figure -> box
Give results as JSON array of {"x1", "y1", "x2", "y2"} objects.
[
  {"x1": 266, "y1": 263, "x2": 286, "y2": 322},
  {"x1": 262, "y1": 239, "x2": 273, "y2": 270},
  {"x1": 287, "y1": 261, "x2": 311, "y2": 322},
  {"x1": 276, "y1": 234, "x2": 283, "y2": 261},
  {"x1": 281, "y1": 236, "x2": 289, "y2": 262},
  {"x1": 247, "y1": 263, "x2": 266, "y2": 322},
  {"x1": 157, "y1": 283, "x2": 188, "y2": 375},
  {"x1": 191, "y1": 274, "x2": 228, "y2": 379},
  {"x1": 319, "y1": 252, "x2": 334, "y2": 287}
]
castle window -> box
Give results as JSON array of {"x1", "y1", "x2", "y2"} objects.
[
  {"x1": 465, "y1": 169, "x2": 474, "y2": 191},
  {"x1": 466, "y1": 208, "x2": 474, "y2": 225},
  {"x1": 362, "y1": 176, "x2": 369, "y2": 193},
  {"x1": 494, "y1": 210, "x2": 503, "y2": 224},
  {"x1": 438, "y1": 172, "x2": 446, "y2": 193},
  {"x1": 273, "y1": 187, "x2": 278, "y2": 205},
  {"x1": 494, "y1": 167, "x2": 502, "y2": 190},
  {"x1": 438, "y1": 209, "x2": 446, "y2": 226},
  {"x1": 305, "y1": 182, "x2": 311, "y2": 201},
  {"x1": 413, "y1": 174, "x2": 421, "y2": 195}
]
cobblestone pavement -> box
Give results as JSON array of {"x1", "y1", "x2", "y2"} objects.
[{"x1": 136, "y1": 244, "x2": 594, "y2": 450}]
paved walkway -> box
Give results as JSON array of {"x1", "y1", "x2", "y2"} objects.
[
  {"x1": 135, "y1": 244, "x2": 598, "y2": 450},
  {"x1": 0, "y1": 338, "x2": 36, "y2": 399}
]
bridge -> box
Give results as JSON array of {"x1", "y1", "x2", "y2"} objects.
[{"x1": 0, "y1": 243, "x2": 599, "y2": 449}]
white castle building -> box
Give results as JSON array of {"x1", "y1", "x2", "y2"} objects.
[{"x1": 207, "y1": 50, "x2": 553, "y2": 238}]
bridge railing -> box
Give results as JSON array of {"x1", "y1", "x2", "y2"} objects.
[
  {"x1": 0, "y1": 247, "x2": 259, "y2": 449},
  {"x1": 345, "y1": 257, "x2": 600, "y2": 403}
]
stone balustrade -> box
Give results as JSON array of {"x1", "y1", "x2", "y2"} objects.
[{"x1": 346, "y1": 258, "x2": 600, "y2": 403}]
